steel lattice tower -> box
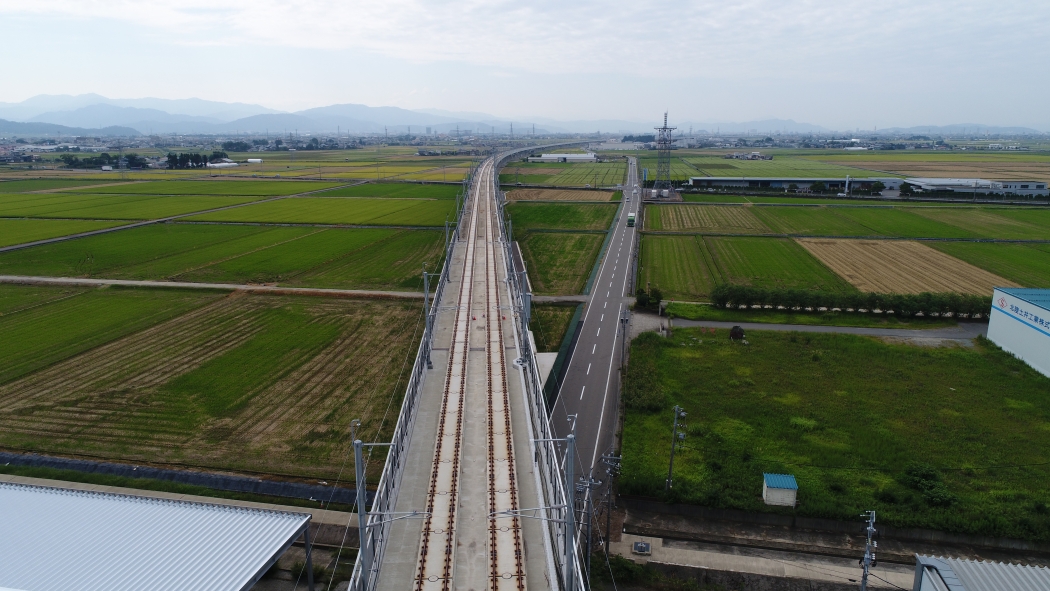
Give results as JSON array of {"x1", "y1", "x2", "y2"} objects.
[{"x1": 654, "y1": 112, "x2": 676, "y2": 195}]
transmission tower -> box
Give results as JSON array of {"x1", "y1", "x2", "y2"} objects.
[{"x1": 654, "y1": 112, "x2": 676, "y2": 197}]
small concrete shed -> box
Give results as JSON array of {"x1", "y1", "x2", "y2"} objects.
[{"x1": 762, "y1": 473, "x2": 798, "y2": 507}]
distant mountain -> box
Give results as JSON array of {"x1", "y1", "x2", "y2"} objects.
[
  {"x1": 0, "y1": 118, "x2": 140, "y2": 137},
  {"x1": 0, "y1": 94, "x2": 278, "y2": 123},
  {"x1": 28, "y1": 104, "x2": 224, "y2": 129},
  {"x1": 677, "y1": 119, "x2": 830, "y2": 134},
  {"x1": 874, "y1": 124, "x2": 1046, "y2": 135}
]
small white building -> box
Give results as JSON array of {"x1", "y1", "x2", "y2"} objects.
[
  {"x1": 762, "y1": 473, "x2": 798, "y2": 506},
  {"x1": 988, "y1": 288, "x2": 1050, "y2": 378}
]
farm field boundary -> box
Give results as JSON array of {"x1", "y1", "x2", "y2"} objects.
[{"x1": 0, "y1": 275, "x2": 427, "y2": 300}]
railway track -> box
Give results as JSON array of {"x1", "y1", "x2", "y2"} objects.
[{"x1": 413, "y1": 159, "x2": 526, "y2": 591}]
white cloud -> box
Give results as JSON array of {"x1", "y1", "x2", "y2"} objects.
[{"x1": 4, "y1": 0, "x2": 1047, "y2": 78}]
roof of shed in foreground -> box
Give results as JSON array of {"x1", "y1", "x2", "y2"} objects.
[
  {"x1": 998, "y1": 287, "x2": 1050, "y2": 311},
  {"x1": 915, "y1": 555, "x2": 1050, "y2": 591},
  {"x1": 0, "y1": 482, "x2": 310, "y2": 591},
  {"x1": 762, "y1": 473, "x2": 798, "y2": 490}
]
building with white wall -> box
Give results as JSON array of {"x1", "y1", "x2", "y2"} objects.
[
  {"x1": 988, "y1": 288, "x2": 1050, "y2": 378},
  {"x1": 762, "y1": 473, "x2": 798, "y2": 506}
]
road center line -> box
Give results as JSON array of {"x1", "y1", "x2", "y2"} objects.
[
  {"x1": 580, "y1": 386, "x2": 586, "y2": 400},
  {"x1": 586, "y1": 363, "x2": 591, "y2": 375},
  {"x1": 592, "y1": 344, "x2": 596, "y2": 354}
]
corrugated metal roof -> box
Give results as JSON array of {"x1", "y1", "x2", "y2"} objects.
[
  {"x1": 917, "y1": 555, "x2": 1050, "y2": 591},
  {"x1": 999, "y1": 288, "x2": 1050, "y2": 312},
  {"x1": 0, "y1": 482, "x2": 310, "y2": 591},
  {"x1": 763, "y1": 473, "x2": 798, "y2": 490}
]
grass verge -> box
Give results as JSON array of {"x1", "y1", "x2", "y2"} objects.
[{"x1": 665, "y1": 302, "x2": 958, "y2": 329}]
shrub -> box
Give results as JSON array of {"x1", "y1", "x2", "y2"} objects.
[{"x1": 708, "y1": 285, "x2": 990, "y2": 318}]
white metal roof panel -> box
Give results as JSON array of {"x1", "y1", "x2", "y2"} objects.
[
  {"x1": 0, "y1": 482, "x2": 310, "y2": 591},
  {"x1": 917, "y1": 555, "x2": 1050, "y2": 591}
]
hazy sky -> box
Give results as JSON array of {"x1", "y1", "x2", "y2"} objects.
[{"x1": 2, "y1": 1, "x2": 1048, "y2": 129}]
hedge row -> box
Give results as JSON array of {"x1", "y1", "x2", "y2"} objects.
[{"x1": 709, "y1": 285, "x2": 992, "y2": 318}]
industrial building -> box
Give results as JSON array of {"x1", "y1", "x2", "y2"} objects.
[
  {"x1": 904, "y1": 177, "x2": 1048, "y2": 197},
  {"x1": 912, "y1": 555, "x2": 1050, "y2": 590},
  {"x1": 988, "y1": 288, "x2": 1050, "y2": 378},
  {"x1": 0, "y1": 481, "x2": 318, "y2": 591},
  {"x1": 687, "y1": 176, "x2": 900, "y2": 192},
  {"x1": 527, "y1": 152, "x2": 599, "y2": 163}
]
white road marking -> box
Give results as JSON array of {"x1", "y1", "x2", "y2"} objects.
[
  {"x1": 580, "y1": 386, "x2": 586, "y2": 400},
  {"x1": 587, "y1": 363, "x2": 591, "y2": 375},
  {"x1": 604, "y1": 302, "x2": 607, "y2": 309},
  {"x1": 600, "y1": 314, "x2": 604, "y2": 321},
  {"x1": 596, "y1": 328, "x2": 601, "y2": 336},
  {"x1": 592, "y1": 344, "x2": 596, "y2": 354},
  {"x1": 606, "y1": 291, "x2": 609, "y2": 297}
]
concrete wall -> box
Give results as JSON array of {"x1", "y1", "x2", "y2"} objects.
[{"x1": 989, "y1": 288, "x2": 1050, "y2": 378}]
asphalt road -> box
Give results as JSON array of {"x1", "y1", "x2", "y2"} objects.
[{"x1": 550, "y1": 157, "x2": 640, "y2": 480}]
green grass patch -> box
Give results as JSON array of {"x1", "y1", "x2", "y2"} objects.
[
  {"x1": 77, "y1": 180, "x2": 341, "y2": 196},
  {"x1": 531, "y1": 304, "x2": 578, "y2": 353},
  {"x1": 0, "y1": 286, "x2": 221, "y2": 385},
  {"x1": 186, "y1": 197, "x2": 455, "y2": 226},
  {"x1": 684, "y1": 155, "x2": 889, "y2": 178},
  {"x1": 0, "y1": 218, "x2": 127, "y2": 247},
  {"x1": 665, "y1": 302, "x2": 957, "y2": 328},
  {"x1": 315, "y1": 182, "x2": 459, "y2": 199},
  {"x1": 929, "y1": 242, "x2": 1050, "y2": 288},
  {"x1": 289, "y1": 230, "x2": 445, "y2": 291},
  {"x1": 621, "y1": 329, "x2": 1050, "y2": 542},
  {"x1": 507, "y1": 202, "x2": 618, "y2": 233},
  {"x1": 0, "y1": 192, "x2": 261, "y2": 219},
  {"x1": 520, "y1": 232, "x2": 604, "y2": 295}
]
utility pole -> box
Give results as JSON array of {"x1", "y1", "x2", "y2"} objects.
[
  {"x1": 600, "y1": 452, "x2": 621, "y2": 558},
  {"x1": 665, "y1": 406, "x2": 687, "y2": 492},
  {"x1": 564, "y1": 433, "x2": 576, "y2": 591},
  {"x1": 859, "y1": 511, "x2": 878, "y2": 591},
  {"x1": 576, "y1": 476, "x2": 602, "y2": 589}
]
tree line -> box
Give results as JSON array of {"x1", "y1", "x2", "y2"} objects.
[
  {"x1": 709, "y1": 284, "x2": 992, "y2": 318},
  {"x1": 166, "y1": 151, "x2": 228, "y2": 169},
  {"x1": 59, "y1": 153, "x2": 148, "y2": 169}
]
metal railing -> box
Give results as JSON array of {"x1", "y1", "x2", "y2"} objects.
[
  {"x1": 348, "y1": 158, "x2": 479, "y2": 591},
  {"x1": 493, "y1": 144, "x2": 588, "y2": 591}
]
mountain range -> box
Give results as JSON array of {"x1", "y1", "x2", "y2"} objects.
[{"x1": 0, "y1": 94, "x2": 1045, "y2": 137}]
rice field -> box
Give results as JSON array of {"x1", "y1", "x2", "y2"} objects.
[
  {"x1": 0, "y1": 223, "x2": 445, "y2": 290},
  {"x1": 0, "y1": 219, "x2": 127, "y2": 247},
  {"x1": 911, "y1": 208, "x2": 1050, "y2": 240},
  {"x1": 0, "y1": 192, "x2": 262, "y2": 220},
  {"x1": 77, "y1": 180, "x2": 341, "y2": 196},
  {"x1": 500, "y1": 161, "x2": 627, "y2": 187},
  {"x1": 646, "y1": 205, "x2": 769, "y2": 233},
  {"x1": 928, "y1": 242, "x2": 1050, "y2": 288},
  {"x1": 751, "y1": 207, "x2": 878, "y2": 236},
  {"x1": 185, "y1": 197, "x2": 456, "y2": 226},
  {"x1": 0, "y1": 179, "x2": 118, "y2": 192},
  {"x1": 315, "y1": 182, "x2": 460, "y2": 199},
  {"x1": 638, "y1": 235, "x2": 851, "y2": 299}
]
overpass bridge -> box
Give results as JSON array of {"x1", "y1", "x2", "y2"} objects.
[{"x1": 350, "y1": 146, "x2": 591, "y2": 591}]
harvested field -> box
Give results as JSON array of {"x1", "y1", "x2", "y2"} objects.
[
  {"x1": 506, "y1": 189, "x2": 614, "y2": 201},
  {"x1": 648, "y1": 205, "x2": 769, "y2": 233},
  {"x1": 796, "y1": 238, "x2": 1019, "y2": 294},
  {"x1": 0, "y1": 293, "x2": 421, "y2": 477}
]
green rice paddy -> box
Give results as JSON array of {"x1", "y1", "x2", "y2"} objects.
[
  {"x1": 0, "y1": 219, "x2": 127, "y2": 247},
  {"x1": 185, "y1": 197, "x2": 456, "y2": 226}
]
